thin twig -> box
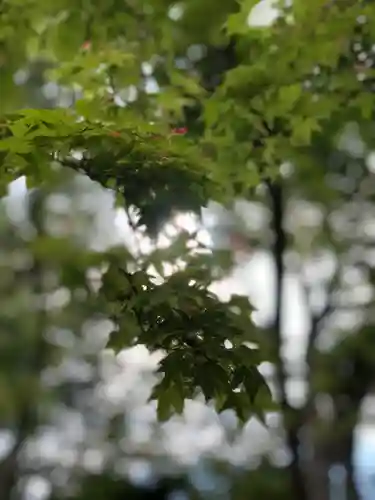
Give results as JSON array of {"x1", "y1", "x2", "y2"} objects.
[{"x1": 303, "y1": 266, "x2": 340, "y2": 370}]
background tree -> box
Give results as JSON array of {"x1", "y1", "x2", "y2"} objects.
[{"x1": 1, "y1": 1, "x2": 375, "y2": 500}]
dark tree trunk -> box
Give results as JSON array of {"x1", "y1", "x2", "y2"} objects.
[
  {"x1": 301, "y1": 340, "x2": 373, "y2": 500},
  {"x1": 303, "y1": 420, "x2": 359, "y2": 500}
]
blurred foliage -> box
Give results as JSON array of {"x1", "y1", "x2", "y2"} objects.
[{"x1": 2, "y1": 0, "x2": 375, "y2": 499}]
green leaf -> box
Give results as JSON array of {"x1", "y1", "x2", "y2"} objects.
[
  {"x1": 0, "y1": 137, "x2": 32, "y2": 154},
  {"x1": 243, "y1": 366, "x2": 264, "y2": 403},
  {"x1": 354, "y1": 93, "x2": 375, "y2": 120},
  {"x1": 156, "y1": 382, "x2": 185, "y2": 421},
  {"x1": 278, "y1": 84, "x2": 302, "y2": 113},
  {"x1": 107, "y1": 328, "x2": 125, "y2": 352},
  {"x1": 226, "y1": 0, "x2": 261, "y2": 35},
  {"x1": 170, "y1": 71, "x2": 206, "y2": 97},
  {"x1": 235, "y1": 345, "x2": 262, "y2": 366},
  {"x1": 291, "y1": 116, "x2": 321, "y2": 146},
  {"x1": 253, "y1": 380, "x2": 277, "y2": 423},
  {"x1": 196, "y1": 362, "x2": 230, "y2": 401},
  {"x1": 221, "y1": 391, "x2": 252, "y2": 422}
]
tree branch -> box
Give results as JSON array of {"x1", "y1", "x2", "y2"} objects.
[{"x1": 305, "y1": 269, "x2": 339, "y2": 370}]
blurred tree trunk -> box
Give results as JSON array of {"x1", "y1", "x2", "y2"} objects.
[
  {"x1": 267, "y1": 179, "x2": 371, "y2": 500},
  {"x1": 302, "y1": 340, "x2": 374, "y2": 500},
  {"x1": 303, "y1": 415, "x2": 359, "y2": 500}
]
